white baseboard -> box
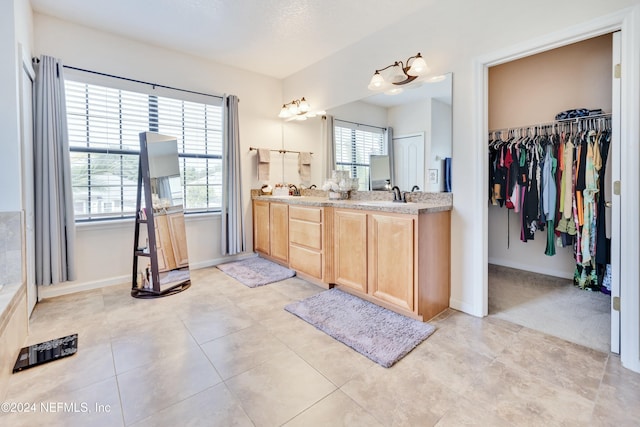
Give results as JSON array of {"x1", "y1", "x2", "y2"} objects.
[
  {"x1": 449, "y1": 298, "x2": 481, "y2": 317},
  {"x1": 488, "y1": 257, "x2": 573, "y2": 279},
  {"x1": 38, "y1": 252, "x2": 260, "y2": 300}
]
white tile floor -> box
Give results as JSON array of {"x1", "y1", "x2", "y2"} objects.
[{"x1": 1, "y1": 266, "x2": 639, "y2": 426}]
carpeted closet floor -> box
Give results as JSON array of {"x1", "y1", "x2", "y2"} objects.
[{"x1": 488, "y1": 264, "x2": 611, "y2": 353}]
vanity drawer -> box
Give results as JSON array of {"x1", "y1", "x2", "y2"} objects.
[
  {"x1": 289, "y1": 245, "x2": 322, "y2": 279},
  {"x1": 289, "y1": 219, "x2": 322, "y2": 250},
  {"x1": 289, "y1": 206, "x2": 322, "y2": 223}
]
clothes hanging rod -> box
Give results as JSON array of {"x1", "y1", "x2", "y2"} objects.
[
  {"x1": 55, "y1": 63, "x2": 225, "y2": 101},
  {"x1": 489, "y1": 113, "x2": 612, "y2": 133},
  {"x1": 249, "y1": 147, "x2": 313, "y2": 155}
]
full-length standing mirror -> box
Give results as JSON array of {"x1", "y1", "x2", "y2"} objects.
[
  {"x1": 369, "y1": 154, "x2": 391, "y2": 190},
  {"x1": 132, "y1": 131, "x2": 191, "y2": 298}
]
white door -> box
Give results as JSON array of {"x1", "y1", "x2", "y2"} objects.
[
  {"x1": 609, "y1": 31, "x2": 621, "y2": 354},
  {"x1": 393, "y1": 133, "x2": 425, "y2": 192},
  {"x1": 20, "y1": 49, "x2": 37, "y2": 316}
]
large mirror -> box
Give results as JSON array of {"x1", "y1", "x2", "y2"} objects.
[
  {"x1": 144, "y1": 132, "x2": 190, "y2": 290},
  {"x1": 327, "y1": 72, "x2": 452, "y2": 192}
]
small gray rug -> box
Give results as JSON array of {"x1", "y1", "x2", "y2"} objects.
[
  {"x1": 217, "y1": 257, "x2": 295, "y2": 288},
  {"x1": 285, "y1": 289, "x2": 436, "y2": 368}
]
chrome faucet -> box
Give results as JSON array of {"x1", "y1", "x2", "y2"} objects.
[{"x1": 411, "y1": 185, "x2": 420, "y2": 192}]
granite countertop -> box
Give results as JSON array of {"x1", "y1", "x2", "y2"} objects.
[{"x1": 252, "y1": 192, "x2": 453, "y2": 214}]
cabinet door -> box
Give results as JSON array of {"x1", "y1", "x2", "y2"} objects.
[
  {"x1": 270, "y1": 203, "x2": 289, "y2": 263},
  {"x1": 334, "y1": 209, "x2": 367, "y2": 293},
  {"x1": 368, "y1": 213, "x2": 415, "y2": 311},
  {"x1": 168, "y1": 212, "x2": 189, "y2": 267},
  {"x1": 253, "y1": 200, "x2": 270, "y2": 255}
]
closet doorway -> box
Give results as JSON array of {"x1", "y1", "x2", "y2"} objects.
[{"x1": 486, "y1": 33, "x2": 620, "y2": 354}]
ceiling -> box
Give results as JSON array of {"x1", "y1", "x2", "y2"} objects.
[{"x1": 30, "y1": 0, "x2": 430, "y2": 79}]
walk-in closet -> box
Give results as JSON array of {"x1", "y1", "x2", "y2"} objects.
[{"x1": 487, "y1": 33, "x2": 617, "y2": 353}]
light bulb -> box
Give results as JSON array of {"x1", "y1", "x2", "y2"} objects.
[{"x1": 288, "y1": 102, "x2": 299, "y2": 115}]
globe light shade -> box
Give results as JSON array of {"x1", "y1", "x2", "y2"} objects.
[
  {"x1": 407, "y1": 54, "x2": 429, "y2": 76},
  {"x1": 367, "y1": 72, "x2": 385, "y2": 90},
  {"x1": 278, "y1": 105, "x2": 291, "y2": 118},
  {"x1": 298, "y1": 97, "x2": 310, "y2": 113},
  {"x1": 389, "y1": 63, "x2": 407, "y2": 83}
]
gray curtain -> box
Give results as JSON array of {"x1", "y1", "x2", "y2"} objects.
[
  {"x1": 323, "y1": 114, "x2": 335, "y2": 178},
  {"x1": 221, "y1": 94, "x2": 245, "y2": 255},
  {"x1": 386, "y1": 127, "x2": 395, "y2": 187},
  {"x1": 34, "y1": 55, "x2": 76, "y2": 286}
]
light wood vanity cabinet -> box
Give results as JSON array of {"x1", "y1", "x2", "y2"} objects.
[
  {"x1": 368, "y1": 213, "x2": 415, "y2": 312},
  {"x1": 333, "y1": 208, "x2": 450, "y2": 321},
  {"x1": 252, "y1": 200, "x2": 289, "y2": 264},
  {"x1": 269, "y1": 203, "x2": 289, "y2": 263},
  {"x1": 289, "y1": 206, "x2": 324, "y2": 281},
  {"x1": 253, "y1": 200, "x2": 270, "y2": 255},
  {"x1": 333, "y1": 209, "x2": 368, "y2": 293},
  {"x1": 252, "y1": 198, "x2": 451, "y2": 320}
]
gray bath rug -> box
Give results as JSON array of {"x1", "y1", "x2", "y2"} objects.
[
  {"x1": 285, "y1": 288, "x2": 435, "y2": 368},
  {"x1": 217, "y1": 257, "x2": 295, "y2": 288}
]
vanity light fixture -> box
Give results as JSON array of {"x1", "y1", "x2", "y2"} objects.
[
  {"x1": 367, "y1": 52, "x2": 430, "y2": 94},
  {"x1": 278, "y1": 97, "x2": 325, "y2": 120}
]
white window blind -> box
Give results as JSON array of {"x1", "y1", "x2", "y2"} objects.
[
  {"x1": 65, "y1": 78, "x2": 223, "y2": 221},
  {"x1": 334, "y1": 120, "x2": 386, "y2": 190}
]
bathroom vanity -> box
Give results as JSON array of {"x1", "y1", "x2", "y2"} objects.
[{"x1": 252, "y1": 192, "x2": 452, "y2": 321}]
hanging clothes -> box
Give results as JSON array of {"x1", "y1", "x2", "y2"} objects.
[{"x1": 488, "y1": 115, "x2": 612, "y2": 294}]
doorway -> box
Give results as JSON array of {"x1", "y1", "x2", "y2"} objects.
[{"x1": 486, "y1": 34, "x2": 617, "y2": 353}]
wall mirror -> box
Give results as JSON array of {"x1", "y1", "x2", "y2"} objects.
[
  {"x1": 132, "y1": 132, "x2": 190, "y2": 298},
  {"x1": 326, "y1": 72, "x2": 452, "y2": 192}
]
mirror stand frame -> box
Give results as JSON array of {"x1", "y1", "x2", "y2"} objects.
[{"x1": 131, "y1": 132, "x2": 191, "y2": 299}]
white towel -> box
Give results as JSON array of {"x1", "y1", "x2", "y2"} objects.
[
  {"x1": 257, "y1": 148, "x2": 270, "y2": 181},
  {"x1": 298, "y1": 152, "x2": 311, "y2": 183}
]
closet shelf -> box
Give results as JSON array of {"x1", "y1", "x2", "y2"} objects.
[{"x1": 489, "y1": 113, "x2": 612, "y2": 134}]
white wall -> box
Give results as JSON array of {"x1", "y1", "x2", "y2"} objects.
[
  {"x1": 328, "y1": 100, "x2": 388, "y2": 128},
  {"x1": 0, "y1": 0, "x2": 33, "y2": 212},
  {"x1": 282, "y1": 0, "x2": 640, "y2": 315},
  {"x1": 33, "y1": 13, "x2": 284, "y2": 295}
]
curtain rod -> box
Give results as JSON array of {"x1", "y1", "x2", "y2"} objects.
[
  {"x1": 249, "y1": 147, "x2": 313, "y2": 155},
  {"x1": 333, "y1": 118, "x2": 387, "y2": 131},
  {"x1": 489, "y1": 113, "x2": 612, "y2": 133},
  {"x1": 57, "y1": 63, "x2": 224, "y2": 101}
]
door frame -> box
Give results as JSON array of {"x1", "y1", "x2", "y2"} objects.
[
  {"x1": 472, "y1": 7, "x2": 640, "y2": 372},
  {"x1": 18, "y1": 43, "x2": 37, "y2": 317}
]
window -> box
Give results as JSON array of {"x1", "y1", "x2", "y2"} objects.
[
  {"x1": 65, "y1": 79, "x2": 223, "y2": 221},
  {"x1": 334, "y1": 120, "x2": 386, "y2": 190}
]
